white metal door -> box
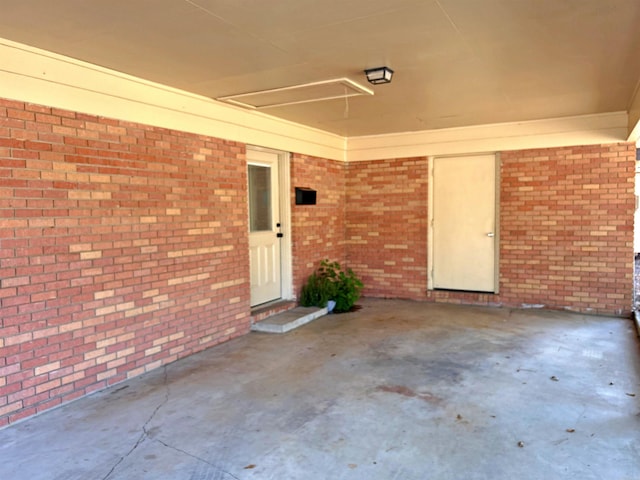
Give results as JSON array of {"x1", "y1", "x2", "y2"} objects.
[
  {"x1": 248, "y1": 150, "x2": 281, "y2": 306},
  {"x1": 432, "y1": 154, "x2": 497, "y2": 292}
]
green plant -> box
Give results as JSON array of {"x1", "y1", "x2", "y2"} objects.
[
  {"x1": 300, "y1": 259, "x2": 363, "y2": 313},
  {"x1": 299, "y1": 270, "x2": 335, "y2": 309}
]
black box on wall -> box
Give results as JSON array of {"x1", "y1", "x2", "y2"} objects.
[{"x1": 295, "y1": 187, "x2": 317, "y2": 205}]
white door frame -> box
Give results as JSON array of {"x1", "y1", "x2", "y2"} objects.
[
  {"x1": 427, "y1": 153, "x2": 500, "y2": 293},
  {"x1": 247, "y1": 145, "x2": 293, "y2": 302}
]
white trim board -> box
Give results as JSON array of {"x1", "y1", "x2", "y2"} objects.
[
  {"x1": 346, "y1": 112, "x2": 630, "y2": 161},
  {"x1": 0, "y1": 38, "x2": 346, "y2": 161}
]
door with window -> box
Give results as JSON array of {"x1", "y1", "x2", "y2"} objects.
[
  {"x1": 431, "y1": 154, "x2": 498, "y2": 292},
  {"x1": 248, "y1": 150, "x2": 282, "y2": 306}
]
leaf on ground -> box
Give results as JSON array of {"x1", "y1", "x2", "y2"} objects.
[
  {"x1": 550, "y1": 376, "x2": 559, "y2": 381},
  {"x1": 566, "y1": 428, "x2": 575, "y2": 433},
  {"x1": 244, "y1": 464, "x2": 256, "y2": 470}
]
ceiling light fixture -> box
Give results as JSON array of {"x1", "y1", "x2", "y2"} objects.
[{"x1": 364, "y1": 66, "x2": 394, "y2": 85}]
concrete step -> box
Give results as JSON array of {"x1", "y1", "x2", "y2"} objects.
[
  {"x1": 251, "y1": 306, "x2": 328, "y2": 333},
  {"x1": 250, "y1": 300, "x2": 297, "y2": 324}
]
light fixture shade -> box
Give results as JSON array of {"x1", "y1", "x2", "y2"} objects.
[{"x1": 364, "y1": 66, "x2": 394, "y2": 85}]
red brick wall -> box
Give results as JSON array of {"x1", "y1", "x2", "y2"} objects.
[
  {"x1": 345, "y1": 145, "x2": 635, "y2": 316},
  {"x1": 0, "y1": 100, "x2": 251, "y2": 426},
  {"x1": 498, "y1": 144, "x2": 635, "y2": 316},
  {"x1": 345, "y1": 158, "x2": 428, "y2": 298},
  {"x1": 290, "y1": 154, "x2": 347, "y2": 295}
]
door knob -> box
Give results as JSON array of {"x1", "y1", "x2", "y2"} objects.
[{"x1": 486, "y1": 232, "x2": 495, "y2": 237}]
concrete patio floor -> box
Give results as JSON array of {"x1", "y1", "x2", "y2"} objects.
[{"x1": 1, "y1": 298, "x2": 639, "y2": 480}]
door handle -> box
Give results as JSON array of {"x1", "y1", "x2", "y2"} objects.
[{"x1": 486, "y1": 232, "x2": 495, "y2": 237}]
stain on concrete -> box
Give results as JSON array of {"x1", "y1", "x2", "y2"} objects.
[{"x1": 376, "y1": 385, "x2": 442, "y2": 405}]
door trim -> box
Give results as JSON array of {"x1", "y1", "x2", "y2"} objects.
[
  {"x1": 427, "y1": 153, "x2": 500, "y2": 293},
  {"x1": 493, "y1": 152, "x2": 501, "y2": 293},
  {"x1": 247, "y1": 145, "x2": 293, "y2": 302}
]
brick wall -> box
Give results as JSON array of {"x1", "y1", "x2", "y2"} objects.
[
  {"x1": 0, "y1": 100, "x2": 251, "y2": 426},
  {"x1": 345, "y1": 145, "x2": 635, "y2": 316},
  {"x1": 345, "y1": 158, "x2": 428, "y2": 298},
  {"x1": 498, "y1": 144, "x2": 635, "y2": 316},
  {"x1": 290, "y1": 154, "x2": 347, "y2": 295}
]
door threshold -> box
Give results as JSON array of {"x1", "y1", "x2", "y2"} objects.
[{"x1": 433, "y1": 288, "x2": 496, "y2": 295}]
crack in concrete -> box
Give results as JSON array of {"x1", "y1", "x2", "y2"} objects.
[
  {"x1": 101, "y1": 367, "x2": 170, "y2": 480},
  {"x1": 154, "y1": 438, "x2": 241, "y2": 480}
]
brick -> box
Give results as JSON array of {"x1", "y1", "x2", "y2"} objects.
[{"x1": 0, "y1": 401, "x2": 24, "y2": 417}]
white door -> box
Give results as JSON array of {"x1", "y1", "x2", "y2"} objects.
[
  {"x1": 248, "y1": 150, "x2": 281, "y2": 306},
  {"x1": 432, "y1": 154, "x2": 497, "y2": 292}
]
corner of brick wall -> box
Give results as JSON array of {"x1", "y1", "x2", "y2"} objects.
[
  {"x1": 290, "y1": 153, "x2": 347, "y2": 296},
  {"x1": 0, "y1": 99, "x2": 251, "y2": 426}
]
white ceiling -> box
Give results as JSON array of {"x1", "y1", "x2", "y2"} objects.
[{"x1": 1, "y1": 0, "x2": 640, "y2": 137}]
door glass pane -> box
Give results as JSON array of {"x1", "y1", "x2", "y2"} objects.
[{"x1": 248, "y1": 165, "x2": 272, "y2": 232}]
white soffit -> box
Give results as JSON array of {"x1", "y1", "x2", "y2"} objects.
[{"x1": 217, "y1": 78, "x2": 373, "y2": 110}]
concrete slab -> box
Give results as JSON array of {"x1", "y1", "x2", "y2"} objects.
[
  {"x1": 251, "y1": 306, "x2": 328, "y2": 333},
  {"x1": 1, "y1": 299, "x2": 639, "y2": 480}
]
